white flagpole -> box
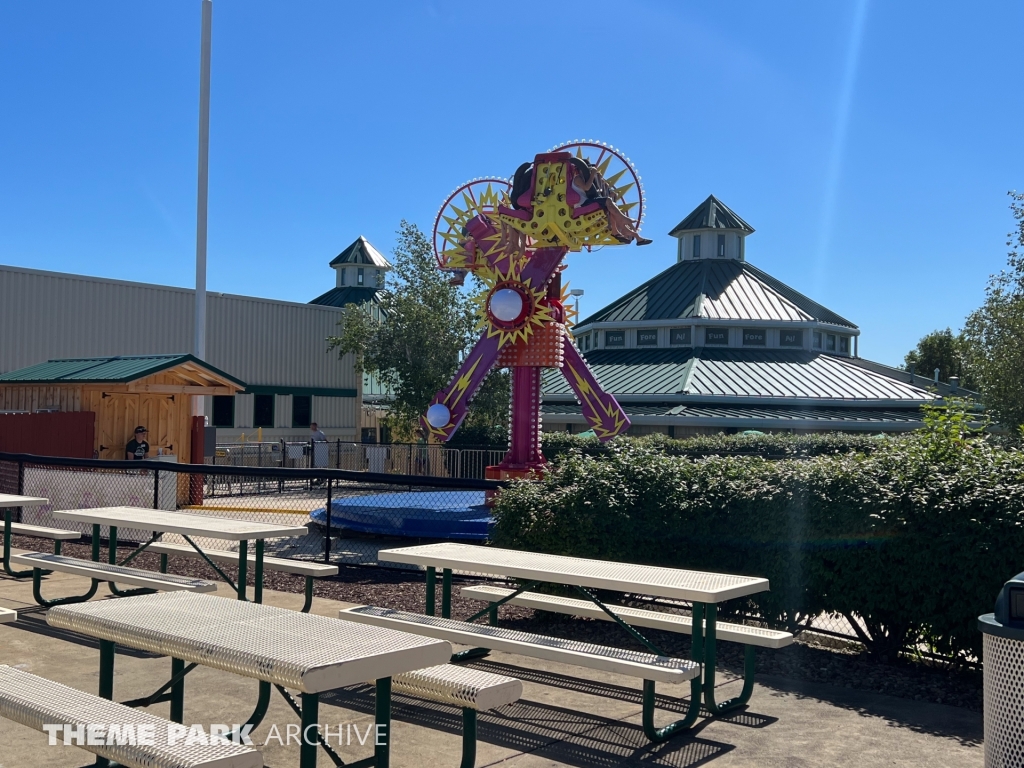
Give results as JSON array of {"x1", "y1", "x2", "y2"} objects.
[{"x1": 194, "y1": 0, "x2": 212, "y2": 418}]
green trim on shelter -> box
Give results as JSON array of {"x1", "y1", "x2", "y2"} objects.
[
  {"x1": 0, "y1": 354, "x2": 245, "y2": 387},
  {"x1": 241, "y1": 385, "x2": 357, "y2": 398}
]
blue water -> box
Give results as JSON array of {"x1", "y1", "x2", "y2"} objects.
[{"x1": 309, "y1": 490, "x2": 492, "y2": 540}]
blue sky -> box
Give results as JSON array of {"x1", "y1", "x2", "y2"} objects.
[{"x1": 1, "y1": 1, "x2": 1021, "y2": 366}]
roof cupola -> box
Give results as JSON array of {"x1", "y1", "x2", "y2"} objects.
[{"x1": 669, "y1": 195, "x2": 754, "y2": 263}]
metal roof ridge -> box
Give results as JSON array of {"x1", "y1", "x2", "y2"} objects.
[{"x1": 692, "y1": 260, "x2": 709, "y2": 318}]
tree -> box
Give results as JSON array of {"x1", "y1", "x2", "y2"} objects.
[
  {"x1": 328, "y1": 220, "x2": 509, "y2": 443},
  {"x1": 962, "y1": 191, "x2": 1024, "y2": 430},
  {"x1": 902, "y1": 328, "x2": 974, "y2": 388}
]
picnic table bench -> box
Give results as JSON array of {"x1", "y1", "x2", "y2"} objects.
[
  {"x1": 146, "y1": 541, "x2": 338, "y2": 612},
  {"x1": 0, "y1": 665, "x2": 262, "y2": 768},
  {"x1": 1, "y1": 493, "x2": 82, "y2": 577},
  {"x1": 345, "y1": 542, "x2": 791, "y2": 741},
  {"x1": 10, "y1": 506, "x2": 308, "y2": 607},
  {"x1": 45, "y1": 591, "x2": 518, "y2": 768}
]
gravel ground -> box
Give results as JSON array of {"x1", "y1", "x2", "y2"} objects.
[{"x1": 13, "y1": 535, "x2": 983, "y2": 712}]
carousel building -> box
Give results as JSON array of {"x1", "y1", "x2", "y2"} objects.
[{"x1": 543, "y1": 195, "x2": 962, "y2": 436}]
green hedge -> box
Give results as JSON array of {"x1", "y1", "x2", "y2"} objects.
[
  {"x1": 496, "y1": 425, "x2": 1024, "y2": 660},
  {"x1": 541, "y1": 431, "x2": 891, "y2": 460}
]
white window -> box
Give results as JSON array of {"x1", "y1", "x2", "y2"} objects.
[
  {"x1": 692, "y1": 235, "x2": 701, "y2": 258},
  {"x1": 717, "y1": 234, "x2": 725, "y2": 257},
  {"x1": 340, "y1": 268, "x2": 346, "y2": 286},
  {"x1": 357, "y1": 268, "x2": 364, "y2": 285}
]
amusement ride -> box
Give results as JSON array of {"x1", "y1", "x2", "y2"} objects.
[{"x1": 424, "y1": 141, "x2": 648, "y2": 481}]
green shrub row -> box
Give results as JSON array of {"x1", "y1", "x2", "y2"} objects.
[
  {"x1": 541, "y1": 431, "x2": 892, "y2": 460},
  {"x1": 495, "y1": 421, "x2": 1024, "y2": 661}
]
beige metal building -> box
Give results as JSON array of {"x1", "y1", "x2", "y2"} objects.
[{"x1": 0, "y1": 253, "x2": 368, "y2": 442}]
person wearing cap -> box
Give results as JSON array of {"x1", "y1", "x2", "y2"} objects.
[{"x1": 125, "y1": 426, "x2": 150, "y2": 461}]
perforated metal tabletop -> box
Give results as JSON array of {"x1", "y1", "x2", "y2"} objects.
[
  {"x1": 53, "y1": 506, "x2": 307, "y2": 540},
  {"x1": 0, "y1": 493, "x2": 49, "y2": 508},
  {"x1": 379, "y1": 542, "x2": 768, "y2": 603},
  {"x1": 48, "y1": 592, "x2": 453, "y2": 693}
]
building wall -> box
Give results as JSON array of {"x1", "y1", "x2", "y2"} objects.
[{"x1": 0, "y1": 264, "x2": 360, "y2": 439}]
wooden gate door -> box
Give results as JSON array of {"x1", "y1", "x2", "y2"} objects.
[
  {"x1": 97, "y1": 394, "x2": 140, "y2": 460},
  {"x1": 138, "y1": 394, "x2": 180, "y2": 457}
]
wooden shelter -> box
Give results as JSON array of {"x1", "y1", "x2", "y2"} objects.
[{"x1": 0, "y1": 355, "x2": 245, "y2": 461}]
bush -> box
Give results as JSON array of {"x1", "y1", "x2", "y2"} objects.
[
  {"x1": 541, "y1": 430, "x2": 890, "y2": 461},
  {"x1": 496, "y1": 418, "x2": 1024, "y2": 661}
]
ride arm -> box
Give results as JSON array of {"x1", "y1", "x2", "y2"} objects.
[{"x1": 560, "y1": 338, "x2": 631, "y2": 441}]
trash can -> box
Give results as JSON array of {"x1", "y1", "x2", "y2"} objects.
[{"x1": 978, "y1": 571, "x2": 1024, "y2": 767}]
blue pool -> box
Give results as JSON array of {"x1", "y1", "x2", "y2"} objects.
[{"x1": 309, "y1": 490, "x2": 492, "y2": 540}]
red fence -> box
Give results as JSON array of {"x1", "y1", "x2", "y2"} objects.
[{"x1": 0, "y1": 412, "x2": 95, "y2": 458}]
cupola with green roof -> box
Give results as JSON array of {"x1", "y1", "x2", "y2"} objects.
[{"x1": 670, "y1": 194, "x2": 754, "y2": 262}]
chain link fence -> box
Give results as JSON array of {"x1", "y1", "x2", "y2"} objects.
[
  {"x1": 0, "y1": 450, "x2": 882, "y2": 652},
  {"x1": 0, "y1": 451, "x2": 501, "y2": 567},
  {"x1": 212, "y1": 440, "x2": 506, "y2": 480}
]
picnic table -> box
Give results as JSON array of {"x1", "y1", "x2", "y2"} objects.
[
  {"x1": 377, "y1": 542, "x2": 773, "y2": 716},
  {"x1": 47, "y1": 591, "x2": 453, "y2": 768},
  {"x1": 1, "y1": 493, "x2": 58, "y2": 577},
  {"x1": 50, "y1": 506, "x2": 307, "y2": 602}
]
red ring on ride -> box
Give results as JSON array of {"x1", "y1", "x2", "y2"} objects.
[
  {"x1": 486, "y1": 282, "x2": 532, "y2": 329},
  {"x1": 432, "y1": 177, "x2": 513, "y2": 270},
  {"x1": 548, "y1": 140, "x2": 644, "y2": 231}
]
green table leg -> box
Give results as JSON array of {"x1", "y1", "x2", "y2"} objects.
[
  {"x1": 702, "y1": 603, "x2": 757, "y2": 714},
  {"x1": 99, "y1": 639, "x2": 115, "y2": 700},
  {"x1": 641, "y1": 602, "x2": 704, "y2": 742},
  {"x1": 301, "y1": 577, "x2": 314, "y2": 613},
  {"x1": 3, "y1": 508, "x2": 33, "y2": 578},
  {"x1": 299, "y1": 692, "x2": 319, "y2": 768},
  {"x1": 254, "y1": 539, "x2": 264, "y2": 604},
  {"x1": 237, "y1": 540, "x2": 248, "y2": 601},
  {"x1": 460, "y1": 708, "x2": 477, "y2": 768},
  {"x1": 425, "y1": 566, "x2": 436, "y2": 616},
  {"x1": 107, "y1": 526, "x2": 151, "y2": 597},
  {"x1": 441, "y1": 568, "x2": 452, "y2": 619},
  {"x1": 95, "y1": 639, "x2": 116, "y2": 768},
  {"x1": 376, "y1": 676, "x2": 392, "y2": 768},
  {"x1": 169, "y1": 657, "x2": 186, "y2": 724}
]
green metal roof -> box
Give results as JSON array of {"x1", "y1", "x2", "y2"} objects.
[
  {"x1": 578, "y1": 258, "x2": 857, "y2": 329},
  {"x1": 543, "y1": 348, "x2": 940, "y2": 401},
  {"x1": 0, "y1": 354, "x2": 245, "y2": 387},
  {"x1": 668, "y1": 195, "x2": 755, "y2": 235},
  {"x1": 329, "y1": 236, "x2": 392, "y2": 268},
  {"x1": 309, "y1": 286, "x2": 385, "y2": 308},
  {"x1": 544, "y1": 401, "x2": 928, "y2": 426}
]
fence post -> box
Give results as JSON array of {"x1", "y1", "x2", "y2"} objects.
[
  {"x1": 335, "y1": 439, "x2": 340, "y2": 469},
  {"x1": 324, "y1": 477, "x2": 332, "y2": 565},
  {"x1": 153, "y1": 468, "x2": 160, "y2": 510},
  {"x1": 16, "y1": 460, "x2": 24, "y2": 495}
]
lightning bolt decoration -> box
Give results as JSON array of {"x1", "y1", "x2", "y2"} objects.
[{"x1": 561, "y1": 338, "x2": 630, "y2": 440}]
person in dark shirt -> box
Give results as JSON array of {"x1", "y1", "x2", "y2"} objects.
[{"x1": 125, "y1": 426, "x2": 150, "y2": 460}]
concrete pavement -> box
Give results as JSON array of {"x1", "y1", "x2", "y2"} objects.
[{"x1": 0, "y1": 558, "x2": 982, "y2": 767}]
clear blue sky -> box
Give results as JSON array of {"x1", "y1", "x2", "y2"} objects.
[{"x1": 1, "y1": 1, "x2": 1021, "y2": 367}]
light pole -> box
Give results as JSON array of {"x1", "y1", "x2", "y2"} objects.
[
  {"x1": 570, "y1": 288, "x2": 584, "y2": 326},
  {"x1": 194, "y1": 0, "x2": 212, "y2": 420}
]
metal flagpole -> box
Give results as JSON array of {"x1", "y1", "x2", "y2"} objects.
[{"x1": 194, "y1": 0, "x2": 212, "y2": 416}]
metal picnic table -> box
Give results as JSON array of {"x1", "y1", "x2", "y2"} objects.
[
  {"x1": 48, "y1": 591, "x2": 453, "y2": 768},
  {"x1": 378, "y1": 542, "x2": 770, "y2": 714},
  {"x1": 51, "y1": 506, "x2": 307, "y2": 602},
  {"x1": 1, "y1": 493, "x2": 52, "y2": 577}
]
